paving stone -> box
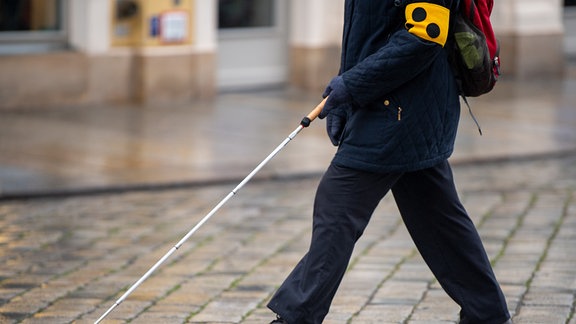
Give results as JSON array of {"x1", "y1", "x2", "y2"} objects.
[
  {"x1": 350, "y1": 304, "x2": 413, "y2": 323},
  {"x1": 513, "y1": 305, "x2": 572, "y2": 323},
  {"x1": 370, "y1": 280, "x2": 429, "y2": 305}
]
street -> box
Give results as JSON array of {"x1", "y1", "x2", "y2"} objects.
[{"x1": 1, "y1": 154, "x2": 575, "y2": 323}]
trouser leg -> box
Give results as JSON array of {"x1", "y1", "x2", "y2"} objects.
[
  {"x1": 391, "y1": 160, "x2": 510, "y2": 324},
  {"x1": 267, "y1": 163, "x2": 401, "y2": 324}
]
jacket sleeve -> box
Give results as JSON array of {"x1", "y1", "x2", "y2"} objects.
[{"x1": 341, "y1": 1, "x2": 453, "y2": 107}]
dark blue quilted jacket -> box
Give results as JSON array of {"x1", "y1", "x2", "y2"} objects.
[{"x1": 333, "y1": 0, "x2": 461, "y2": 173}]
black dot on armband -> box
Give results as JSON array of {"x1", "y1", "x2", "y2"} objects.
[
  {"x1": 426, "y1": 23, "x2": 441, "y2": 38},
  {"x1": 412, "y1": 7, "x2": 427, "y2": 22}
]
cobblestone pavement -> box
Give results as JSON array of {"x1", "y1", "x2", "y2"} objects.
[{"x1": 1, "y1": 153, "x2": 575, "y2": 324}]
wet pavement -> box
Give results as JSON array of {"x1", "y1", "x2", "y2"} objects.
[
  {"x1": 1, "y1": 76, "x2": 576, "y2": 198},
  {"x1": 0, "y1": 72, "x2": 576, "y2": 323}
]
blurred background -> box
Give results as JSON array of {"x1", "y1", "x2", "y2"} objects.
[
  {"x1": 1, "y1": 0, "x2": 573, "y2": 107},
  {"x1": 0, "y1": 0, "x2": 575, "y2": 197}
]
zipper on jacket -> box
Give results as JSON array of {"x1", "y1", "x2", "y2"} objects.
[{"x1": 397, "y1": 107, "x2": 403, "y2": 121}]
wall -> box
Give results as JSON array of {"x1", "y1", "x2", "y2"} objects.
[
  {"x1": 491, "y1": 0, "x2": 565, "y2": 78},
  {"x1": 0, "y1": 0, "x2": 568, "y2": 109},
  {"x1": 0, "y1": 0, "x2": 217, "y2": 109},
  {"x1": 289, "y1": 0, "x2": 344, "y2": 91},
  {"x1": 79, "y1": 0, "x2": 218, "y2": 105}
]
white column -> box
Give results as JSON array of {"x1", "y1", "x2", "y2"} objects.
[
  {"x1": 491, "y1": 0, "x2": 565, "y2": 78},
  {"x1": 290, "y1": 0, "x2": 344, "y2": 48},
  {"x1": 68, "y1": 0, "x2": 111, "y2": 54},
  {"x1": 289, "y1": 0, "x2": 345, "y2": 90},
  {"x1": 192, "y1": 0, "x2": 217, "y2": 53},
  {"x1": 492, "y1": 0, "x2": 563, "y2": 36}
]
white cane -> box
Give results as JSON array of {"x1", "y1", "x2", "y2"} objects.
[{"x1": 94, "y1": 98, "x2": 326, "y2": 324}]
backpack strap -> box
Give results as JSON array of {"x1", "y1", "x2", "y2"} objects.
[
  {"x1": 448, "y1": 0, "x2": 484, "y2": 135},
  {"x1": 469, "y1": 0, "x2": 476, "y2": 18}
]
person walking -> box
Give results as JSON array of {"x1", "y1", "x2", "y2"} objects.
[{"x1": 267, "y1": 0, "x2": 511, "y2": 323}]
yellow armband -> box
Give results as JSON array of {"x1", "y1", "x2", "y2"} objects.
[{"x1": 405, "y1": 2, "x2": 450, "y2": 47}]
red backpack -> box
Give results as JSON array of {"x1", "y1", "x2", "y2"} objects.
[{"x1": 450, "y1": 0, "x2": 501, "y2": 97}]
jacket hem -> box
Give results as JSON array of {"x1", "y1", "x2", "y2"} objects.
[{"x1": 332, "y1": 151, "x2": 454, "y2": 173}]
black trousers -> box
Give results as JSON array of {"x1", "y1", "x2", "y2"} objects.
[{"x1": 267, "y1": 160, "x2": 510, "y2": 324}]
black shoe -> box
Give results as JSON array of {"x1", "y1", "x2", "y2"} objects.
[{"x1": 270, "y1": 315, "x2": 288, "y2": 324}]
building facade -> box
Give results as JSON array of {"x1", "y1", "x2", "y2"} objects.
[{"x1": 0, "y1": 0, "x2": 569, "y2": 109}]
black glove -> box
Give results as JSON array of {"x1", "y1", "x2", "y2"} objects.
[
  {"x1": 319, "y1": 76, "x2": 353, "y2": 146},
  {"x1": 319, "y1": 76, "x2": 352, "y2": 119},
  {"x1": 325, "y1": 113, "x2": 347, "y2": 146}
]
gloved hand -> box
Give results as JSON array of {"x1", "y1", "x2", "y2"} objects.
[
  {"x1": 325, "y1": 113, "x2": 346, "y2": 146},
  {"x1": 319, "y1": 76, "x2": 352, "y2": 119}
]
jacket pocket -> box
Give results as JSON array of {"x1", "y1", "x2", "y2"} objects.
[{"x1": 379, "y1": 97, "x2": 404, "y2": 122}]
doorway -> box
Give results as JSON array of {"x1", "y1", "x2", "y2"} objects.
[{"x1": 217, "y1": 0, "x2": 289, "y2": 90}]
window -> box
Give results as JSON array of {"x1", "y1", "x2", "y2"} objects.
[
  {"x1": 218, "y1": 0, "x2": 274, "y2": 29},
  {"x1": 0, "y1": 0, "x2": 67, "y2": 54}
]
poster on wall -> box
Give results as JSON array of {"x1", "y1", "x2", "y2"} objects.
[{"x1": 161, "y1": 11, "x2": 188, "y2": 43}]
